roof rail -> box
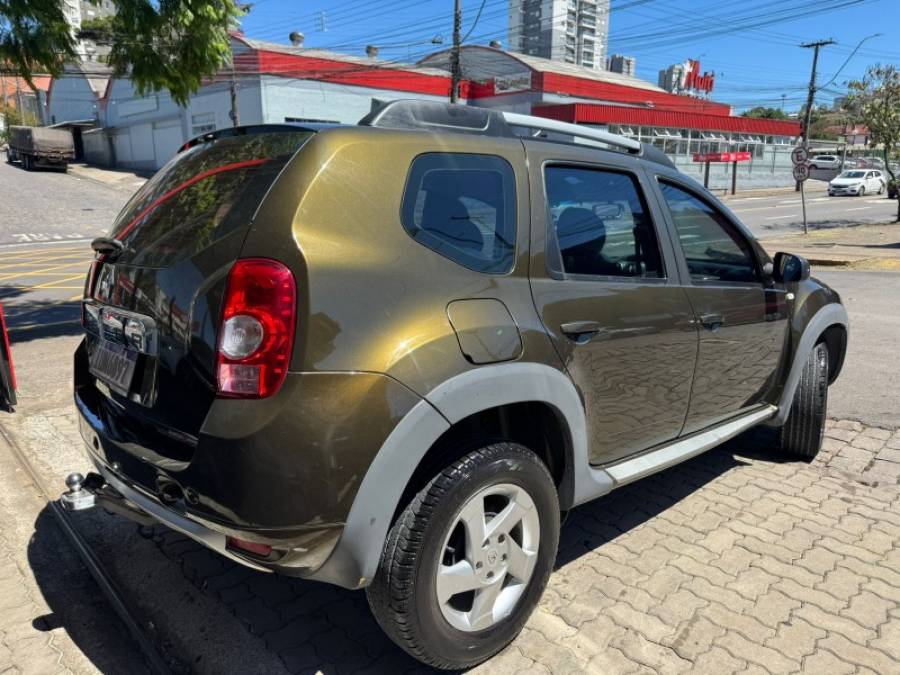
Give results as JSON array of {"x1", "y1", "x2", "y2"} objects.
[
  {"x1": 502, "y1": 111, "x2": 642, "y2": 154},
  {"x1": 358, "y1": 100, "x2": 657, "y2": 160}
]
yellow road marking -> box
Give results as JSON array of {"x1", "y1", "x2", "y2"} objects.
[
  {"x1": 0, "y1": 261, "x2": 88, "y2": 281},
  {"x1": 0, "y1": 254, "x2": 90, "y2": 270},
  {"x1": 0, "y1": 247, "x2": 86, "y2": 261},
  {"x1": 31, "y1": 274, "x2": 86, "y2": 289},
  {"x1": 69, "y1": 293, "x2": 84, "y2": 301}
]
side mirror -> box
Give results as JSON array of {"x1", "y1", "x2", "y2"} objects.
[{"x1": 773, "y1": 252, "x2": 810, "y2": 283}]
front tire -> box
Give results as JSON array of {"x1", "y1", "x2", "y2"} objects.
[
  {"x1": 858, "y1": 186, "x2": 866, "y2": 196},
  {"x1": 367, "y1": 442, "x2": 559, "y2": 670},
  {"x1": 779, "y1": 342, "x2": 829, "y2": 460}
]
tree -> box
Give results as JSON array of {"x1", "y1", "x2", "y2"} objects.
[
  {"x1": 1, "y1": 1, "x2": 244, "y2": 107},
  {"x1": 847, "y1": 65, "x2": 900, "y2": 222},
  {"x1": 742, "y1": 106, "x2": 789, "y2": 120}
]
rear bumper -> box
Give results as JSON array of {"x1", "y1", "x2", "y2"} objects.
[{"x1": 74, "y1": 339, "x2": 423, "y2": 582}]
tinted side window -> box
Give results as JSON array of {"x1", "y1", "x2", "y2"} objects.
[
  {"x1": 545, "y1": 166, "x2": 663, "y2": 278},
  {"x1": 659, "y1": 181, "x2": 760, "y2": 284},
  {"x1": 401, "y1": 153, "x2": 516, "y2": 274}
]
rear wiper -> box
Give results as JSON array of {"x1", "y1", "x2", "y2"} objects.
[{"x1": 91, "y1": 237, "x2": 125, "y2": 259}]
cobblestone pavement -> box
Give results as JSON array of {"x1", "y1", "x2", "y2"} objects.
[{"x1": 4, "y1": 407, "x2": 899, "y2": 674}]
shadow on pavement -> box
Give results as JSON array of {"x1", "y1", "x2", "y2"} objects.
[
  {"x1": 0, "y1": 287, "x2": 82, "y2": 343},
  {"x1": 26, "y1": 430, "x2": 778, "y2": 674},
  {"x1": 26, "y1": 506, "x2": 151, "y2": 674}
]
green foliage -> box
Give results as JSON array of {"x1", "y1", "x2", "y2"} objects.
[
  {"x1": 106, "y1": 1, "x2": 244, "y2": 107},
  {"x1": 2, "y1": 1, "x2": 244, "y2": 108},
  {"x1": 741, "y1": 106, "x2": 789, "y2": 120},
  {"x1": 847, "y1": 65, "x2": 900, "y2": 219},
  {"x1": 0, "y1": 103, "x2": 40, "y2": 144},
  {"x1": 0, "y1": 0, "x2": 76, "y2": 86},
  {"x1": 78, "y1": 15, "x2": 116, "y2": 42},
  {"x1": 846, "y1": 65, "x2": 900, "y2": 169}
]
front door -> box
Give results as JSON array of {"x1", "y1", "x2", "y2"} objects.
[
  {"x1": 527, "y1": 146, "x2": 698, "y2": 465},
  {"x1": 654, "y1": 179, "x2": 789, "y2": 434}
]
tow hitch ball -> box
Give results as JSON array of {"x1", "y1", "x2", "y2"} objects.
[
  {"x1": 60, "y1": 472, "x2": 103, "y2": 511},
  {"x1": 59, "y1": 472, "x2": 156, "y2": 526}
]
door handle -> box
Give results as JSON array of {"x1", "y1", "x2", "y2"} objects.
[
  {"x1": 560, "y1": 321, "x2": 602, "y2": 343},
  {"x1": 699, "y1": 313, "x2": 725, "y2": 331}
]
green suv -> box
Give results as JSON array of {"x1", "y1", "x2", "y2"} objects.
[{"x1": 68, "y1": 100, "x2": 848, "y2": 669}]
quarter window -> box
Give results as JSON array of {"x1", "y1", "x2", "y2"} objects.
[
  {"x1": 544, "y1": 166, "x2": 663, "y2": 278},
  {"x1": 401, "y1": 153, "x2": 516, "y2": 274},
  {"x1": 659, "y1": 181, "x2": 759, "y2": 284}
]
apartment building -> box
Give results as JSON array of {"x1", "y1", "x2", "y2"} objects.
[{"x1": 509, "y1": 0, "x2": 610, "y2": 70}]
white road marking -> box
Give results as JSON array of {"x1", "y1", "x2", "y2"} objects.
[
  {"x1": 845, "y1": 206, "x2": 873, "y2": 212},
  {"x1": 765, "y1": 214, "x2": 799, "y2": 220}
]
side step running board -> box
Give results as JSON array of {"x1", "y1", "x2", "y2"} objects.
[{"x1": 605, "y1": 406, "x2": 777, "y2": 487}]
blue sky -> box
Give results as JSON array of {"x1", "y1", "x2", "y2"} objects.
[{"x1": 239, "y1": 0, "x2": 900, "y2": 112}]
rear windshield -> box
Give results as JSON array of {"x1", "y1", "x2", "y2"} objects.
[{"x1": 108, "y1": 130, "x2": 314, "y2": 266}]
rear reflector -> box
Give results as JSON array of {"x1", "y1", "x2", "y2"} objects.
[
  {"x1": 216, "y1": 259, "x2": 296, "y2": 399},
  {"x1": 226, "y1": 536, "x2": 273, "y2": 558}
]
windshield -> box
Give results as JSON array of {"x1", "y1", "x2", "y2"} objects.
[
  {"x1": 108, "y1": 130, "x2": 314, "y2": 266},
  {"x1": 839, "y1": 171, "x2": 866, "y2": 179}
]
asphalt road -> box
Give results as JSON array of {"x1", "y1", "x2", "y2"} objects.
[
  {"x1": 815, "y1": 269, "x2": 900, "y2": 429},
  {"x1": 725, "y1": 184, "x2": 898, "y2": 239},
  {"x1": 0, "y1": 160, "x2": 130, "y2": 247}
]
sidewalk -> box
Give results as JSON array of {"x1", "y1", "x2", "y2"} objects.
[
  {"x1": 760, "y1": 221, "x2": 900, "y2": 271},
  {"x1": 719, "y1": 181, "x2": 829, "y2": 201},
  {"x1": 67, "y1": 163, "x2": 149, "y2": 194}
]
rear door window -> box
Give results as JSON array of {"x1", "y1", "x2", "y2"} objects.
[
  {"x1": 401, "y1": 153, "x2": 517, "y2": 274},
  {"x1": 109, "y1": 130, "x2": 315, "y2": 267}
]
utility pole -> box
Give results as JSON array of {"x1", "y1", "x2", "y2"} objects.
[
  {"x1": 795, "y1": 38, "x2": 835, "y2": 216},
  {"x1": 228, "y1": 4, "x2": 253, "y2": 127},
  {"x1": 450, "y1": 0, "x2": 462, "y2": 103},
  {"x1": 800, "y1": 39, "x2": 834, "y2": 150}
]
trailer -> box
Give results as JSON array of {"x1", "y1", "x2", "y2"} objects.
[{"x1": 5, "y1": 126, "x2": 75, "y2": 171}]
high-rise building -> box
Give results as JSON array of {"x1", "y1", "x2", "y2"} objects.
[
  {"x1": 60, "y1": 0, "x2": 117, "y2": 61},
  {"x1": 658, "y1": 62, "x2": 687, "y2": 93},
  {"x1": 509, "y1": 0, "x2": 610, "y2": 70},
  {"x1": 606, "y1": 54, "x2": 635, "y2": 77}
]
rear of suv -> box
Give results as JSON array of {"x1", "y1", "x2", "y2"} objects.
[{"x1": 70, "y1": 101, "x2": 847, "y2": 670}]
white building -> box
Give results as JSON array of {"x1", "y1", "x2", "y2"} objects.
[
  {"x1": 509, "y1": 0, "x2": 610, "y2": 70},
  {"x1": 59, "y1": 0, "x2": 116, "y2": 61}
]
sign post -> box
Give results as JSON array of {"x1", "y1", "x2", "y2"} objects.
[
  {"x1": 692, "y1": 152, "x2": 752, "y2": 194},
  {"x1": 792, "y1": 147, "x2": 811, "y2": 234}
]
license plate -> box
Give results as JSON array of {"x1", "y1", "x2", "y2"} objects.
[{"x1": 89, "y1": 340, "x2": 137, "y2": 395}]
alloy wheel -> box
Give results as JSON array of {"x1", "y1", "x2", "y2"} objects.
[{"x1": 436, "y1": 483, "x2": 540, "y2": 632}]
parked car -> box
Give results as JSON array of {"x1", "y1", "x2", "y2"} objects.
[
  {"x1": 808, "y1": 154, "x2": 841, "y2": 170},
  {"x1": 5, "y1": 125, "x2": 74, "y2": 171},
  {"x1": 65, "y1": 101, "x2": 849, "y2": 670},
  {"x1": 828, "y1": 169, "x2": 886, "y2": 196}
]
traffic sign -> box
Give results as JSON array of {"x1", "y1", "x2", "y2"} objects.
[
  {"x1": 791, "y1": 147, "x2": 809, "y2": 165},
  {"x1": 793, "y1": 163, "x2": 810, "y2": 182}
]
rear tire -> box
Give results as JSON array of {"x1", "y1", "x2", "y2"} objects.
[
  {"x1": 367, "y1": 441, "x2": 559, "y2": 670},
  {"x1": 778, "y1": 342, "x2": 829, "y2": 460}
]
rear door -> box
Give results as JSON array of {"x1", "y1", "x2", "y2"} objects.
[
  {"x1": 649, "y1": 175, "x2": 789, "y2": 434},
  {"x1": 81, "y1": 128, "x2": 315, "y2": 446},
  {"x1": 525, "y1": 142, "x2": 698, "y2": 465}
]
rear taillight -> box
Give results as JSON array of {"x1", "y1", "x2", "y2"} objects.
[{"x1": 216, "y1": 259, "x2": 296, "y2": 399}]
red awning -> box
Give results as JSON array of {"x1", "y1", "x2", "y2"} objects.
[{"x1": 534, "y1": 103, "x2": 800, "y2": 137}]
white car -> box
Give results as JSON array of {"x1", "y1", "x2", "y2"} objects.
[
  {"x1": 809, "y1": 155, "x2": 841, "y2": 170},
  {"x1": 828, "y1": 169, "x2": 886, "y2": 196}
]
